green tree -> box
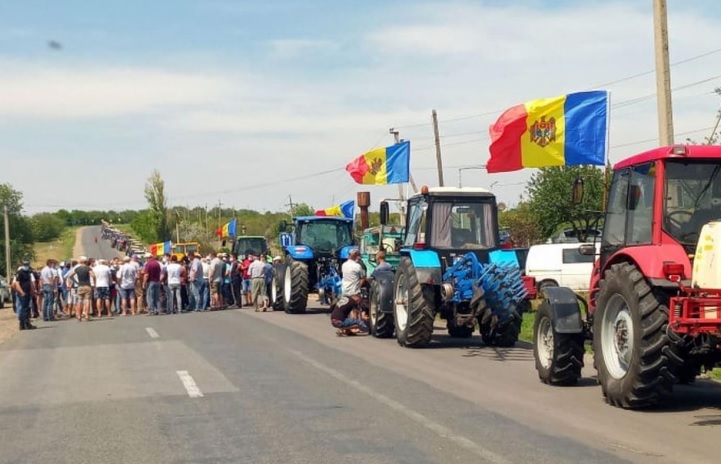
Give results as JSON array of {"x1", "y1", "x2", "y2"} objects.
[
  {"x1": 144, "y1": 170, "x2": 170, "y2": 242},
  {"x1": 499, "y1": 202, "x2": 543, "y2": 247},
  {"x1": 526, "y1": 165, "x2": 607, "y2": 241},
  {"x1": 292, "y1": 203, "x2": 315, "y2": 217},
  {"x1": 130, "y1": 210, "x2": 158, "y2": 244},
  {"x1": 31, "y1": 213, "x2": 66, "y2": 242},
  {"x1": 0, "y1": 183, "x2": 35, "y2": 276}
]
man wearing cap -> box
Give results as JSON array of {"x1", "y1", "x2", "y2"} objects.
[
  {"x1": 12, "y1": 261, "x2": 37, "y2": 330},
  {"x1": 248, "y1": 255, "x2": 267, "y2": 311}
]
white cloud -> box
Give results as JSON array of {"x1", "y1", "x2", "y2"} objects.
[{"x1": 0, "y1": 62, "x2": 239, "y2": 118}]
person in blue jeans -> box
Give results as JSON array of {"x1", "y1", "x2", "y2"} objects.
[
  {"x1": 330, "y1": 294, "x2": 369, "y2": 336},
  {"x1": 40, "y1": 259, "x2": 58, "y2": 321}
]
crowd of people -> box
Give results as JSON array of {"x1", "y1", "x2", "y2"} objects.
[{"x1": 9, "y1": 238, "x2": 279, "y2": 330}]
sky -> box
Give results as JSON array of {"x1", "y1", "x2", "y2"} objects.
[{"x1": 2, "y1": 0, "x2": 721, "y2": 215}]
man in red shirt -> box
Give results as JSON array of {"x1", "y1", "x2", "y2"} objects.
[
  {"x1": 143, "y1": 253, "x2": 163, "y2": 315},
  {"x1": 240, "y1": 253, "x2": 252, "y2": 307}
]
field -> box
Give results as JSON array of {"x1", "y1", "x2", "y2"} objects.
[{"x1": 32, "y1": 226, "x2": 78, "y2": 267}]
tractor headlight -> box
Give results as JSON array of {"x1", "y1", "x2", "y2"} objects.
[{"x1": 441, "y1": 283, "x2": 455, "y2": 302}]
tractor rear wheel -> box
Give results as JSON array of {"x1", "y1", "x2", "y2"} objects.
[
  {"x1": 393, "y1": 258, "x2": 434, "y2": 347},
  {"x1": 283, "y1": 259, "x2": 308, "y2": 314},
  {"x1": 533, "y1": 301, "x2": 584, "y2": 386},
  {"x1": 370, "y1": 279, "x2": 394, "y2": 338},
  {"x1": 594, "y1": 262, "x2": 673, "y2": 408}
]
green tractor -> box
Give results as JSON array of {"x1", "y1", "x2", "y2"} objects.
[{"x1": 359, "y1": 225, "x2": 405, "y2": 274}]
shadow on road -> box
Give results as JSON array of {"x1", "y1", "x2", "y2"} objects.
[{"x1": 631, "y1": 380, "x2": 721, "y2": 418}]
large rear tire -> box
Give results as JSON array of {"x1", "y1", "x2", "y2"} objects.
[
  {"x1": 283, "y1": 259, "x2": 308, "y2": 314},
  {"x1": 593, "y1": 262, "x2": 673, "y2": 409},
  {"x1": 533, "y1": 301, "x2": 584, "y2": 386},
  {"x1": 370, "y1": 278, "x2": 395, "y2": 338},
  {"x1": 393, "y1": 258, "x2": 434, "y2": 347}
]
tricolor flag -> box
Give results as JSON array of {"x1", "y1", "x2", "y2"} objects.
[
  {"x1": 150, "y1": 241, "x2": 171, "y2": 256},
  {"x1": 315, "y1": 200, "x2": 354, "y2": 219},
  {"x1": 345, "y1": 141, "x2": 410, "y2": 185},
  {"x1": 486, "y1": 90, "x2": 609, "y2": 173},
  {"x1": 218, "y1": 219, "x2": 237, "y2": 238}
]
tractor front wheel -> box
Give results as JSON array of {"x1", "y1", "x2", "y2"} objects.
[
  {"x1": 283, "y1": 259, "x2": 308, "y2": 314},
  {"x1": 393, "y1": 258, "x2": 434, "y2": 347},
  {"x1": 271, "y1": 263, "x2": 286, "y2": 311},
  {"x1": 533, "y1": 301, "x2": 584, "y2": 386},
  {"x1": 594, "y1": 262, "x2": 673, "y2": 408}
]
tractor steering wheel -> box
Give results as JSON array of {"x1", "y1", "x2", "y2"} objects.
[
  {"x1": 666, "y1": 209, "x2": 692, "y2": 230},
  {"x1": 381, "y1": 243, "x2": 395, "y2": 254}
]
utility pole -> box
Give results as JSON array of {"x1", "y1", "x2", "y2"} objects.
[
  {"x1": 390, "y1": 128, "x2": 406, "y2": 226},
  {"x1": 432, "y1": 109, "x2": 445, "y2": 186},
  {"x1": 653, "y1": 0, "x2": 674, "y2": 145},
  {"x1": 217, "y1": 200, "x2": 222, "y2": 230},
  {"x1": 285, "y1": 195, "x2": 296, "y2": 216},
  {"x1": 3, "y1": 205, "x2": 10, "y2": 279}
]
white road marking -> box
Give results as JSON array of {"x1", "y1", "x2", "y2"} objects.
[
  {"x1": 176, "y1": 370, "x2": 204, "y2": 398},
  {"x1": 290, "y1": 350, "x2": 512, "y2": 464},
  {"x1": 145, "y1": 327, "x2": 160, "y2": 339}
]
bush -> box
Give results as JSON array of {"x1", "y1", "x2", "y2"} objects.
[{"x1": 31, "y1": 213, "x2": 66, "y2": 242}]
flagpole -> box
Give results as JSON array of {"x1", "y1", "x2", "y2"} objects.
[{"x1": 602, "y1": 90, "x2": 612, "y2": 208}]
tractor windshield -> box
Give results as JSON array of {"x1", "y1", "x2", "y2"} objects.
[
  {"x1": 665, "y1": 160, "x2": 721, "y2": 246},
  {"x1": 233, "y1": 238, "x2": 267, "y2": 256},
  {"x1": 297, "y1": 220, "x2": 353, "y2": 253},
  {"x1": 429, "y1": 200, "x2": 497, "y2": 249}
]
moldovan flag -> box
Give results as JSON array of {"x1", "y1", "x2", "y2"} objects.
[
  {"x1": 151, "y1": 241, "x2": 171, "y2": 256},
  {"x1": 315, "y1": 200, "x2": 355, "y2": 219},
  {"x1": 486, "y1": 90, "x2": 609, "y2": 173},
  {"x1": 345, "y1": 141, "x2": 410, "y2": 185},
  {"x1": 221, "y1": 219, "x2": 237, "y2": 238}
]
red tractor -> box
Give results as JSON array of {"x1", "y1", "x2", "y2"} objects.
[{"x1": 533, "y1": 145, "x2": 721, "y2": 409}]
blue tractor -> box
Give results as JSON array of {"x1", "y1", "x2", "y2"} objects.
[
  {"x1": 271, "y1": 216, "x2": 357, "y2": 314},
  {"x1": 370, "y1": 186, "x2": 529, "y2": 347}
]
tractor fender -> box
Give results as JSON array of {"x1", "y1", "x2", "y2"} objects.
[
  {"x1": 372, "y1": 270, "x2": 395, "y2": 313},
  {"x1": 339, "y1": 245, "x2": 359, "y2": 260},
  {"x1": 403, "y1": 249, "x2": 442, "y2": 285},
  {"x1": 541, "y1": 286, "x2": 584, "y2": 334}
]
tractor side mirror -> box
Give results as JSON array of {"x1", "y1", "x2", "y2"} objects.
[
  {"x1": 572, "y1": 178, "x2": 584, "y2": 205},
  {"x1": 578, "y1": 243, "x2": 596, "y2": 256},
  {"x1": 379, "y1": 201, "x2": 389, "y2": 225},
  {"x1": 279, "y1": 220, "x2": 287, "y2": 233},
  {"x1": 627, "y1": 185, "x2": 641, "y2": 211}
]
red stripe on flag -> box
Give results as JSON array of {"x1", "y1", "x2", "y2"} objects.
[{"x1": 487, "y1": 104, "x2": 527, "y2": 174}]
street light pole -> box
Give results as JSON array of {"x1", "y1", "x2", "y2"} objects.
[
  {"x1": 4, "y1": 205, "x2": 10, "y2": 279},
  {"x1": 457, "y1": 165, "x2": 488, "y2": 188}
]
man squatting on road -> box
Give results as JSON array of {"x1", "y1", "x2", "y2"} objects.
[{"x1": 330, "y1": 248, "x2": 370, "y2": 336}]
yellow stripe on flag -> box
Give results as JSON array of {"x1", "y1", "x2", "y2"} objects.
[
  {"x1": 361, "y1": 147, "x2": 388, "y2": 185},
  {"x1": 520, "y1": 95, "x2": 566, "y2": 168}
]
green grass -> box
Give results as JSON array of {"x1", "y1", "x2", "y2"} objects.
[
  {"x1": 32, "y1": 226, "x2": 78, "y2": 267},
  {"x1": 712, "y1": 368, "x2": 721, "y2": 381}
]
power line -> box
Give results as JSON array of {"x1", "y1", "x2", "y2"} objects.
[{"x1": 393, "y1": 46, "x2": 721, "y2": 130}]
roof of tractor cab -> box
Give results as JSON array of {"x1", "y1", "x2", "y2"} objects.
[
  {"x1": 411, "y1": 186, "x2": 494, "y2": 199},
  {"x1": 294, "y1": 216, "x2": 353, "y2": 222},
  {"x1": 614, "y1": 145, "x2": 721, "y2": 170}
]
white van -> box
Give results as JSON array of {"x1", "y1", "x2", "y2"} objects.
[{"x1": 525, "y1": 243, "x2": 599, "y2": 292}]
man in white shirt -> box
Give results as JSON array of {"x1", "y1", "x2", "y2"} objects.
[
  {"x1": 93, "y1": 259, "x2": 112, "y2": 317},
  {"x1": 165, "y1": 255, "x2": 185, "y2": 314},
  {"x1": 341, "y1": 249, "x2": 365, "y2": 298},
  {"x1": 117, "y1": 256, "x2": 137, "y2": 316},
  {"x1": 248, "y1": 256, "x2": 268, "y2": 311},
  {"x1": 40, "y1": 259, "x2": 58, "y2": 322}
]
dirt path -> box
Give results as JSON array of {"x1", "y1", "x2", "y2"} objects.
[{"x1": 72, "y1": 226, "x2": 85, "y2": 258}]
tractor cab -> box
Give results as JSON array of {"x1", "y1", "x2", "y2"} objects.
[
  {"x1": 381, "y1": 186, "x2": 516, "y2": 272},
  {"x1": 360, "y1": 225, "x2": 405, "y2": 273}
]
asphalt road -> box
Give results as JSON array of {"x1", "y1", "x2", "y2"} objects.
[
  {"x1": 0, "y1": 226, "x2": 719, "y2": 463},
  {"x1": 77, "y1": 225, "x2": 124, "y2": 260}
]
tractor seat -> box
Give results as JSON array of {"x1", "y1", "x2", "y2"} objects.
[{"x1": 452, "y1": 229, "x2": 474, "y2": 247}]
